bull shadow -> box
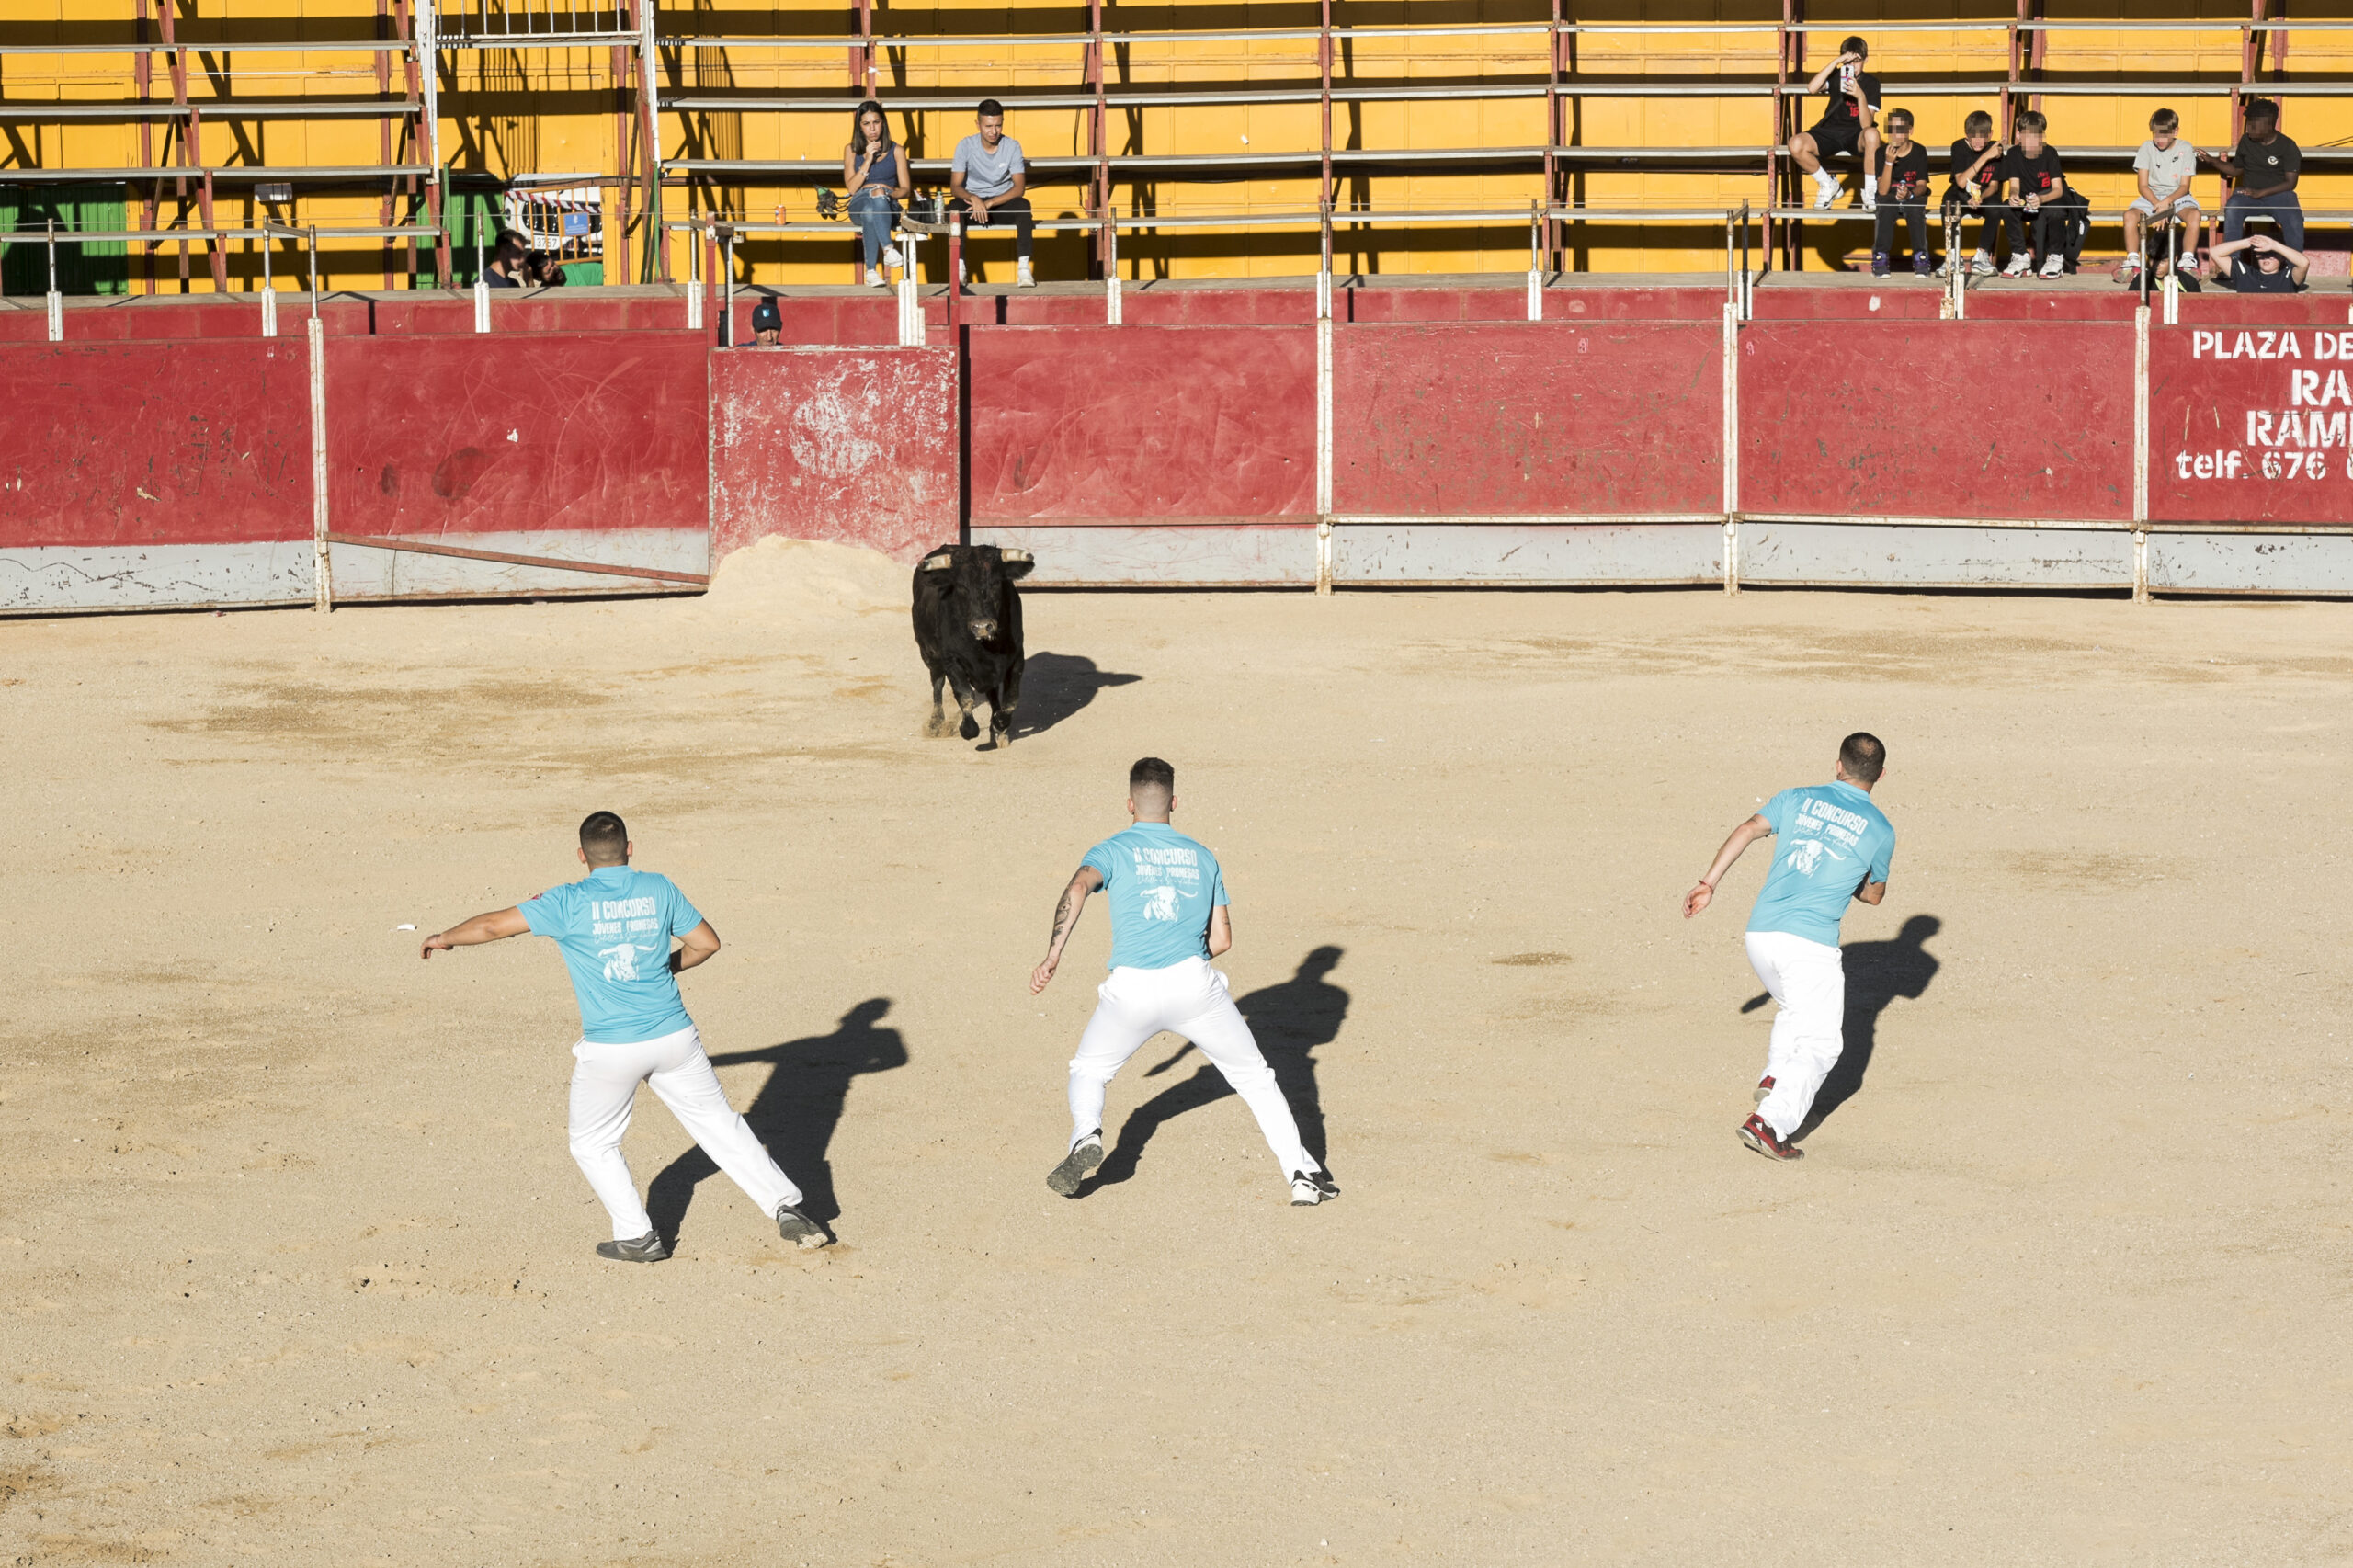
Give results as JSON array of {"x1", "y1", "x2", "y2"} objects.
[
  {"x1": 1739, "y1": 915, "x2": 1941, "y2": 1139},
  {"x1": 1086, "y1": 946, "x2": 1347, "y2": 1191},
  {"x1": 1012, "y1": 651, "x2": 1142, "y2": 741},
  {"x1": 644, "y1": 997, "x2": 908, "y2": 1241}
]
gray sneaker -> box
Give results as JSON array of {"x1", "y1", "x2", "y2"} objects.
[
  {"x1": 595, "y1": 1231, "x2": 669, "y2": 1263},
  {"x1": 1047, "y1": 1131, "x2": 1105, "y2": 1197},
  {"x1": 776, "y1": 1203, "x2": 830, "y2": 1249}
]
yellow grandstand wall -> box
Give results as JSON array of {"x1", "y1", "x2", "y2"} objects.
[{"x1": 3, "y1": 0, "x2": 2347, "y2": 290}]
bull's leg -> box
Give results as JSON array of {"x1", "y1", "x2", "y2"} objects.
[
  {"x1": 992, "y1": 660, "x2": 1024, "y2": 747},
  {"x1": 949, "y1": 676, "x2": 982, "y2": 741},
  {"x1": 923, "y1": 669, "x2": 953, "y2": 738}
]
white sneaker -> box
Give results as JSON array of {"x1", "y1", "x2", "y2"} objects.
[
  {"x1": 1972, "y1": 250, "x2": 1996, "y2": 277},
  {"x1": 1860, "y1": 186, "x2": 1877, "y2": 212},
  {"x1": 1812, "y1": 184, "x2": 1839, "y2": 210},
  {"x1": 2040, "y1": 254, "x2": 2065, "y2": 278},
  {"x1": 2001, "y1": 253, "x2": 2033, "y2": 278},
  {"x1": 2118, "y1": 253, "x2": 2143, "y2": 275},
  {"x1": 864, "y1": 267, "x2": 882, "y2": 288},
  {"x1": 1290, "y1": 1171, "x2": 1324, "y2": 1207},
  {"x1": 1017, "y1": 260, "x2": 1035, "y2": 288}
]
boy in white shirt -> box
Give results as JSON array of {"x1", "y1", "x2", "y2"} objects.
[{"x1": 2121, "y1": 108, "x2": 2199, "y2": 281}]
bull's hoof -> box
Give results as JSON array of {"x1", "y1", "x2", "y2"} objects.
[
  {"x1": 990, "y1": 724, "x2": 1013, "y2": 750},
  {"x1": 923, "y1": 712, "x2": 953, "y2": 738},
  {"x1": 958, "y1": 714, "x2": 981, "y2": 741}
]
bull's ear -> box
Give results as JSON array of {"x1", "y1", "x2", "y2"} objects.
[
  {"x1": 919, "y1": 551, "x2": 954, "y2": 572},
  {"x1": 999, "y1": 549, "x2": 1035, "y2": 580}
]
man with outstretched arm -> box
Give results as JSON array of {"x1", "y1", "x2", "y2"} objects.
[
  {"x1": 1029, "y1": 756, "x2": 1336, "y2": 1207},
  {"x1": 421, "y1": 811, "x2": 827, "y2": 1259},
  {"x1": 1682, "y1": 734, "x2": 1896, "y2": 1162}
]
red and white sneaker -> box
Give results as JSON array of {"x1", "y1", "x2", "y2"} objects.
[
  {"x1": 1754, "y1": 1074, "x2": 1775, "y2": 1106},
  {"x1": 1739, "y1": 1113, "x2": 1803, "y2": 1161}
]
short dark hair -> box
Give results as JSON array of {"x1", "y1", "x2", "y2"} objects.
[
  {"x1": 1839, "y1": 35, "x2": 1868, "y2": 59},
  {"x1": 579, "y1": 810, "x2": 629, "y2": 864},
  {"x1": 2016, "y1": 109, "x2": 2048, "y2": 135},
  {"x1": 1886, "y1": 108, "x2": 1914, "y2": 133},
  {"x1": 1963, "y1": 110, "x2": 1995, "y2": 136},
  {"x1": 2150, "y1": 108, "x2": 2179, "y2": 133},
  {"x1": 494, "y1": 229, "x2": 528, "y2": 260},
  {"x1": 2245, "y1": 97, "x2": 2279, "y2": 124},
  {"x1": 1128, "y1": 756, "x2": 1175, "y2": 799},
  {"x1": 1839, "y1": 733, "x2": 1887, "y2": 785},
  {"x1": 976, "y1": 97, "x2": 1005, "y2": 119}
]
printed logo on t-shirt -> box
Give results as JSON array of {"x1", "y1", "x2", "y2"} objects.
[
  {"x1": 1129, "y1": 843, "x2": 1203, "y2": 919},
  {"x1": 590, "y1": 894, "x2": 664, "y2": 981},
  {"x1": 599, "y1": 943, "x2": 647, "y2": 982}
]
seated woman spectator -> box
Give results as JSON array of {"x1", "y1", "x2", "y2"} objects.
[
  {"x1": 2205, "y1": 231, "x2": 2310, "y2": 292},
  {"x1": 1870, "y1": 109, "x2": 1936, "y2": 277},
  {"x1": 843, "y1": 99, "x2": 911, "y2": 289}
]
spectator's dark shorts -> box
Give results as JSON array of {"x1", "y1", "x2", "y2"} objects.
[{"x1": 1807, "y1": 115, "x2": 1864, "y2": 158}]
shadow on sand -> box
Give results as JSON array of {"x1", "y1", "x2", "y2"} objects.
[
  {"x1": 1012, "y1": 651, "x2": 1142, "y2": 740},
  {"x1": 645, "y1": 997, "x2": 908, "y2": 1241},
  {"x1": 1086, "y1": 946, "x2": 1348, "y2": 1191},
  {"x1": 1740, "y1": 915, "x2": 1941, "y2": 1138}
]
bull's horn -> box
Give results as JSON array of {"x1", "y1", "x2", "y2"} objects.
[
  {"x1": 999, "y1": 549, "x2": 1033, "y2": 564},
  {"x1": 919, "y1": 553, "x2": 954, "y2": 571}
]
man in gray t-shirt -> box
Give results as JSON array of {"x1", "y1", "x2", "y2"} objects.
[{"x1": 949, "y1": 99, "x2": 1036, "y2": 287}]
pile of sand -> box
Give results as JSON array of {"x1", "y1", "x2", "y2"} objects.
[{"x1": 696, "y1": 534, "x2": 906, "y2": 625}]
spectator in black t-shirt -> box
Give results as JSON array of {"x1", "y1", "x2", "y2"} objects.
[
  {"x1": 2204, "y1": 232, "x2": 2310, "y2": 293},
  {"x1": 2202, "y1": 99, "x2": 2303, "y2": 254},
  {"x1": 483, "y1": 231, "x2": 529, "y2": 289},
  {"x1": 1995, "y1": 111, "x2": 2086, "y2": 279},
  {"x1": 1945, "y1": 110, "x2": 2006, "y2": 276},
  {"x1": 1789, "y1": 35, "x2": 1882, "y2": 210},
  {"x1": 1871, "y1": 110, "x2": 1936, "y2": 277}
]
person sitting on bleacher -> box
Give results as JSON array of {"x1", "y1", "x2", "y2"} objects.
[
  {"x1": 1947, "y1": 111, "x2": 2006, "y2": 278},
  {"x1": 2205, "y1": 232, "x2": 2310, "y2": 293},
  {"x1": 2120, "y1": 108, "x2": 2199, "y2": 287},
  {"x1": 1995, "y1": 112, "x2": 2085, "y2": 279},
  {"x1": 2201, "y1": 99, "x2": 2302, "y2": 257},
  {"x1": 1870, "y1": 110, "x2": 1936, "y2": 278},
  {"x1": 1789, "y1": 36, "x2": 1881, "y2": 212}
]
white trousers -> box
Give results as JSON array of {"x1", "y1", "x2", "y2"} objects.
[
  {"x1": 1068, "y1": 957, "x2": 1318, "y2": 1179},
  {"x1": 567, "y1": 1023, "x2": 802, "y2": 1240},
  {"x1": 1745, "y1": 931, "x2": 1847, "y2": 1141}
]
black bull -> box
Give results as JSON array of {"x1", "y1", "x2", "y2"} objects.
[{"x1": 912, "y1": 544, "x2": 1034, "y2": 745}]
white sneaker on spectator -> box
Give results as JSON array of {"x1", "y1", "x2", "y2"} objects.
[
  {"x1": 2039, "y1": 253, "x2": 2065, "y2": 278},
  {"x1": 864, "y1": 267, "x2": 883, "y2": 288},
  {"x1": 2118, "y1": 253, "x2": 2143, "y2": 276},
  {"x1": 1017, "y1": 259, "x2": 1036, "y2": 288},
  {"x1": 2001, "y1": 253, "x2": 2033, "y2": 278},
  {"x1": 1972, "y1": 250, "x2": 1997, "y2": 277},
  {"x1": 1811, "y1": 169, "x2": 1841, "y2": 209},
  {"x1": 1860, "y1": 186, "x2": 1877, "y2": 212}
]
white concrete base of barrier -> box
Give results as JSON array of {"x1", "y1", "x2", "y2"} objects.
[
  {"x1": 0, "y1": 540, "x2": 315, "y2": 614},
  {"x1": 971, "y1": 525, "x2": 1317, "y2": 587},
  {"x1": 324, "y1": 528, "x2": 709, "y2": 602}
]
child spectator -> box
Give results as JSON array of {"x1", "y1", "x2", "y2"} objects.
[
  {"x1": 1995, "y1": 111, "x2": 2083, "y2": 278},
  {"x1": 1789, "y1": 37, "x2": 1881, "y2": 210},
  {"x1": 2202, "y1": 99, "x2": 2302, "y2": 254},
  {"x1": 2205, "y1": 232, "x2": 2310, "y2": 292},
  {"x1": 2120, "y1": 108, "x2": 2199, "y2": 284},
  {"x1": 1945, "y1": 110, "x2": 2004, "y2": 276},
  {"x1": 1870, "y1": 109, "x2": 1936, "y2": 277}
]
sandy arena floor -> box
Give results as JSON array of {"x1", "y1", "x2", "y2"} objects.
[{"x1": 3, "y1": 548, "x2": 2348, "y2": 1567}]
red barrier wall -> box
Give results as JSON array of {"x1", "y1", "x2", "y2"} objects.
[
  {"x1": 965, "y1": 324, "x2": 1316, "y2": 524},
  {"x1": 1737, "y1": 320, "x2": 2134, "y2": 520},
  {"x1": 0, "y1": 338, "x2": 309, "y2": 546},
  {"x1": 324, "y1": 331, "x2": 709, "y2": 538},
  {"x1": 2148, "y1": 323, "x2": 2353, "y2": 524},
  {"x1": 710, "y1": 347, "x2": 958, "y2": 562},
  {"x1": 1334, "y1": 322, "x2": 1723, "y2": 516}
]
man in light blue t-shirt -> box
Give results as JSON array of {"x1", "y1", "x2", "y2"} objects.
[
  {"x1": 1029, "y1": 757, "x2": 1332, "y2": 1206},
  {"x1": 1683, "y1": 733, "x2": 1896, "y2": 1161},
  {"x1": 421, "y1": 811, "x2": 825, "y2": 1260},
  {"x1": 949, "y1": 99, "x2": 1035, "y2": 287}
]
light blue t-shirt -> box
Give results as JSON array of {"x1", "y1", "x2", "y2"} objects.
[
  {"x1": 1746, "y1": 781, "x2": 1895, "y2": 947},
  {"x1": 520, "y1": 865, "x2": 704, "y2": 1043},
  {"x1": 1080, "y1": 822, "x2": 1229, "y2": 971}
]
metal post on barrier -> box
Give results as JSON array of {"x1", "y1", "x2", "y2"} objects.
[
  {"x1": 261, "y1": 237, "x2": 277, "y2": 338},
  {"x1": 1317, "y1": 204, "x2": 1333, "y2": 324},
  {"x1": 898, "y1": 231, "x2": 921, "y2": 345},
  {"x1": 308, "y1": 312, "x2": 332, "y2": 614},
  {"x1": 947, "y1": 215, "x2": 961, "y2": 331},
  {"x1": 1722, "y1": 301, "x2": 1740, "y2": 595},
  {"x1": 722, "y1": 229, "x2": 736, "y2": 349},
  {"x1": 473, "y1": 226, "x2": 489, "y2": 334},
  {"x1": 1739, "y1": 200, "x2": 1753, "y2": 321},
  {"x1": 1722, "y1": 210, "x2": 1735, "y2": 319},
  {"x1": 1315, "y1": 202, "x2": 1335, "y2": 594},
  {"x1": 2163, "y1": 224, "x2": 2180, "y2": 326},
  {"x1": 705, "y1": 230, "x2": 722, "y2": 344},
  {"x1": 1106, "y1": 220, "x2": 1122, "y2": 326},
  {"x1": 307, "y1": 225, "x2": 319, "y2": 323},
  {"x1": 2133, "y1": 303, "x2": 2151, "y2": 604},
  {"x1": 1529, "y1": 202, "x2": 1543, "y2": 323},
  {"x1": 687, "y1": 224, "x2": 703, "y2": 330},
  {"x1": 45, "y1": 221, "x2": 62, "y2": 343}
]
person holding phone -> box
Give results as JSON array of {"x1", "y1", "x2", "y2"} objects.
[
  {"x1": 1787, "y1": 36, "x2": 1882, "y2": 210},
  {"x1": 842, "y1": 99, "x2": 911, "y2": 288}
]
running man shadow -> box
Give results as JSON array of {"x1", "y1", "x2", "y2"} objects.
[
  {"x1": 644, "y1": 998, "x2": 907, "y2": 1240},
  {"x1": 1086, "y1": 946, "x2": 1347, "y2": 1191},
  {"x1": 1010, "y1": 652, "x2": 1142, "y2": 741},
  {"x1": 1739, "y1": 915, "x2": 1941, "y2": 1139}
]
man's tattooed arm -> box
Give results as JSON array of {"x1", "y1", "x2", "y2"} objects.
[{"x1": 1029, "y1": 866, "x2": 1104, "y2": 995}]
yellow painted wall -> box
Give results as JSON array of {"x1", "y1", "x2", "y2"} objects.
[{"x1": 4, "y1": 0, "x2": 2347, "y2": 289}]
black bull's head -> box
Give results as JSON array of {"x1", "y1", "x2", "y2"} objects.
[{"x1": 918, "y1": 545, "x2": 1034, "y2": 643}]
